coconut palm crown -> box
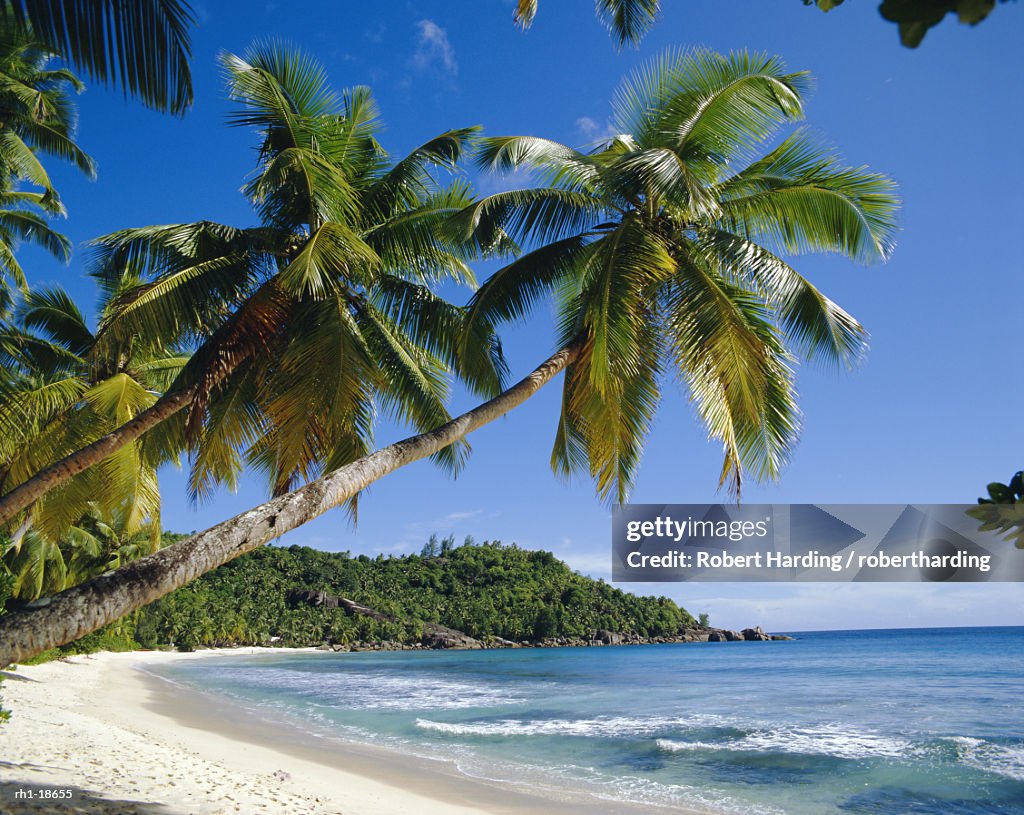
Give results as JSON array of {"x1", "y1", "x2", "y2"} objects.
[
  {"x1": 458, "y1": 48, "x2": 899, "y2": 500},
  {"x1": 84, "y1": 43, "x2": 506, "y2": 508}
]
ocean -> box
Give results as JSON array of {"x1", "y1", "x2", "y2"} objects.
[{"x1": 150, "y1": 626, "x2": 1024, "y2": 814}]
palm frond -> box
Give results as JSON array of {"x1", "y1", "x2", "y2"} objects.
[
  {"x1": 595, "y1": 0, "x2": 661, "y2": 47},
  {"x1": 698, "y1": 229, "x2": 867, "y2": 368},
  {"x1": 3, "y1": 0, "x2": 194, "y2": 114},
  {"x1": 718, "y1": 130, "x2": 900, "y2": 262},
  {"x1": 18, "y1": 285, "x2": 93, "y2": 354},
  {"x1": 277, "y1": 221, "x2": 379, "y2": 297}
]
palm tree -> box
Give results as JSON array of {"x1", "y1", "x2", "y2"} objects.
[
  {"x1": 0, "y1": 19, "x2": 94, "y2": 297},
  {"x1": 0, "y1": 42, "x2": 504, "y2": 526},
  {"x1": 0, "y1": 48, "x2": 899, "y2": 664},
  {"x1": 457, "y1": 48, "x2": 898, "y2": 498},
  {"x1": 1, "y1": 0, "x2": 194, "y2": 114}
]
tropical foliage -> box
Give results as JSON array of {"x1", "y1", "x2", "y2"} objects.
[
  {"x1": 1, "y1": 507, "x2": 175, "y2": 602},
  {"x1": 459, "y1": 48, "x2": 898, "y2": 499},
  {"x1": 0, "y1": 16, "x2": 93, "y2": 298},
  {"x1": 0, "y1": 281, "x2": 185, "y2": 542},
  {"x1": 132, "y1": 539, "x2": 695, "y2": 649},
  {"x1": 0, "y1": 0, "x2": 194, "y2": 113}
]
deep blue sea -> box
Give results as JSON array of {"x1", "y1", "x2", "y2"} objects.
[{"x1": 151, "y1": 627, "x2": 1024, "y2": 814}]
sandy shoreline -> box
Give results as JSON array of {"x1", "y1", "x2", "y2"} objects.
[{"x1": 0, "y1": 649, "x2": 671, "y2": 815}]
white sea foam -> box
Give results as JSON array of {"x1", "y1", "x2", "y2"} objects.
[
  {"x1": 415, "y1": 714, "x2": 736, "y2": 738},
  {"x1": 195, "y1": 666, "x2": 521, "y2": 710},
  {"x1": 946, "y1": 736, "x2": 1024, "y2": 781},
  {"x1": 656, "y1": 723, "x2": 914, "y2": 760}
]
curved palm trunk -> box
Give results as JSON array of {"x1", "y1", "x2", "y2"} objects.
[
  {"x1": 0, "y1": 343, "x2": 581, "y2": 667},
  {"x1": 0, "y1": 385, "x2": 197, "y2": 528}
]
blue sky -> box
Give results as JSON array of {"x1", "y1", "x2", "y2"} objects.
[{"x1": 18, "y1": 1, "x2": 1024, "y2": 630}]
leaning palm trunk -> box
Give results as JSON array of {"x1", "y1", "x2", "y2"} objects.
[
  {"x1": 0, "y1": 385, "x2": 197, "y2": 528},
  {"x1": 0, "y1": 287, "x2": 275, "y2": 527},
  {"x1": 0, "y1": 343, "x2": 581, "y2": 666}
]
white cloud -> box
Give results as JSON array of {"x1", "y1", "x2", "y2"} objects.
[
  {"x1": 575, "y1": 115, "x2": 617, "y2": 143},
  {"x1": 445, "y1": 510, "x2": 482, "y2": 522},
  {"x1": 413, "y1": 20, "x2": 458, "y2": 76}
]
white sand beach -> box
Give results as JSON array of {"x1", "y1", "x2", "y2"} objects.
[{"x1": 0, "y1": 650, "x2": 637, "y2": 815}]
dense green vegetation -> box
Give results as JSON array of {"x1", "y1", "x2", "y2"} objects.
[{"x1": 131, "y1": 538, "x2": 695, "y2": 650}]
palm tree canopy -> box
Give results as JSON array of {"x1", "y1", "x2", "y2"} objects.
[
  {"x1": 0, "y1": 0, "x2": 193, "y2": 114},
  {"x1": 88, "y1": 42, "x2": 506, "y2": 507},
  {"x1": 0, "y1": 18, "x2": 94, "y2": 295},
  {"x1": 459, "y1": 48, "x2": 899, "y2": 500},
  {"x1": 0, "y1": 277, "x2": 183, "y2": 542}
]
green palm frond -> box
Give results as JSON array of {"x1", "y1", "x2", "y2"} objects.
[
  {"x1": 0, "y1": 128, "x2": 53, "y2": 191},
  {"x1": 666, "y1": 257, "x2": 801, "y2": 493},
  {"x1": 222, "y1": 41, "x2": 337, "y2": 128},
  {"x1": 372, "y1": 275, "x2": 506, "y2": 399},
  {"x1": 277, "y1": 222, "x2": 379, "y2": 297},
  {"x1": 464, "y1": 235, "x2": 592, "y2": 335},
  {"x1": 608, "y1": 147, "x2": 722, "y2": 217},
  {"x1": 513, "y1": 0, "x2": 659, "y2": 46},
  {"x1": 187, "y1": 364, "x2": 264, "y2": 501},
  {"x1": 718, "y1": 131, "x2": 899, "y2": 262},
  {"x1": 0, "y1": 210, "x2": 72, "y2": 261},
  {"x1": 82, "y1": 374, "x2": 157, "y2": 426},
  {"x1": 595, "y1": 0, "x2": 661, "y2": 46},
  {"x1": 356, "y1": 300, "x2": 465, "y2": 475},
  {"x1": 18, "y1": 285, "x2": 93, "y2": 355},
  {"x1": 698, "y1": 229, "x2": 867, "y2": 367},
  {"x1": 476, "y1": 136, "x2": 601, "y2": 192},
  {"x1": 365, "y1": 128, "x2": 480, "y2": 219},
  {"x1": 450, "y1": 187, "x2": 605, "y2": 249},
  {"x1": 15, "y1": 114, "x2": 96, "y2": 178},
  {"x1": 2, "y1": 0, "x2": 194, "y2": 114}
]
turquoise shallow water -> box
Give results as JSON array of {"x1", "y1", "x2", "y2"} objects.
[{"x1": 152, "y1": 627, "x2": 1024, "y2": 814}]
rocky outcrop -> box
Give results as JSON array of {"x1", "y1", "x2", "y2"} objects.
[
  {"x1": 421, "y1": 623, "x2": 482, "y2": 650},
  {"x1": 287, "y1": 589, "x2": 340, "y2": 609},
  {"x1": 289, "y1": 588, "x2": 484, "y2": 649},
  {"x1": 287, "y1": 589, "x2": 792, "y2": 651}
]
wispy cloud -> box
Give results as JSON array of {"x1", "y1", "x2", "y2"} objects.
[
  {"x1": 472, "y1": 165, "x2": 539, "y2": 197},
  {"x1": 445, "y1": 510, "x2": 482, "y2": 522},
  {"x1": 413, "y1": 20, "x2": 458, "y2": 76},
  {"x1": 575, "y1": 115, "x2": 618, "y2": 143},
  {"x1": 364, "y1": 23, "x2": 387, "y2": 44}
]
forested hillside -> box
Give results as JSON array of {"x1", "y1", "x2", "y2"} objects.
[{"x1": 131, "y1": 538, "x2": 696, "y2": 649}]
